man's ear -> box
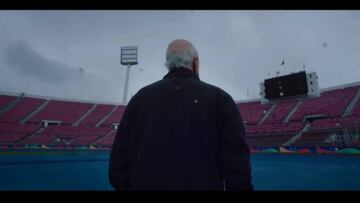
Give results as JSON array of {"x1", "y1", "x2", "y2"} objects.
[{"x1": 192, "y1": 58, "x2": 199, "y2": 73}]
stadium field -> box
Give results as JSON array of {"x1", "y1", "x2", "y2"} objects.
[{"x1": 0, "y1": 150, "x2": 360, "y2": 191}]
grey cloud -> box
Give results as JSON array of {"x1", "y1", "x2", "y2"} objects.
[
  {"x1": 2, "y1": 40, "x2": 81, "y2": 83},
  {"x1": 1, "y1": 11, "x2": 360, "y2": 103}
]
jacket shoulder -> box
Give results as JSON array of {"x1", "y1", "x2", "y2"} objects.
[
  {"x1": 135, "y1": 80, "x2": 164, "y2": 95},
  {"x1": 199, "y1": 81, "x2": 235, "y2": 102},
  {"x1": 131, "y1": 79, "x2": 234, "y2": 105}
]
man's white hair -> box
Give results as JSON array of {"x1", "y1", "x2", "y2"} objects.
[{"x1": 165, "y1": 43, "x2": 198, "y2": 70}]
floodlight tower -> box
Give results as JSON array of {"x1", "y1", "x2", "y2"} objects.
[{"x1": 120, "y1": 46, "x2": 138, "y2": 105}]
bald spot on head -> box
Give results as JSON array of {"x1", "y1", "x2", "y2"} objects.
[{"x1": 167, "y1": 39, "x2": 196, "y2": 55}]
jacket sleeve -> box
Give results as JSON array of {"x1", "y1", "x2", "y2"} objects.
[
  {"x1": 108, "y1": 105, "x2": 132, "y2": 191},
  {"x1": 219, "y1": 94, "x2": 253, "y2": 191}
]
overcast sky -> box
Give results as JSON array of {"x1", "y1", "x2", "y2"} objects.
[{"x1": 1, "y1": 10, "x2": 360, "y2": 104}]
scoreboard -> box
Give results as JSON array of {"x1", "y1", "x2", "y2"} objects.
[{"x1": 260, "y1": 71, "x2": 319, "y2": 102}]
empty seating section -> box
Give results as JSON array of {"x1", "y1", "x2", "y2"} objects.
[
  {"x1": 238, "y1": 102, "x2": 271, "y2": 125},
  {"x1": 79, "y1": 104, "x2": 114, "y2": 126},
  {"x1": 263, "y1": 100, "x2": 296, "y2": 124},
  {"x1": 0, "y1": 97, "x2": 45, "y2": 123},
  {"x1": 352, "y1": 139, "x2": 360, "y2": 147},
  {"x1": 0, "y1": 123, "x2": 40, "y2": 143},
  {"x1": 310, "y1": 116, "x2": 360, "y2": 131},
  {"x1": 291, "y1": 132, "x2": 333, "y2": 147},
  {"x1": 93, "y1": 130, "x2": 116, "y2": 147},
  {"x1": 245, "y1": 121, "x2": 303, "y2": 134},
  {"x1": 350, "y1": 92, "x2": 360, "y2": 117},
  {"x1": 28, "y1": 100, "x2": 92, "y2": 125},
  {"x1": 2, "y1": 124, "x2": 111, "y2": 146},
  {"x1": 22, "y1": 133, "x2": 58, "y2": 145},
  {"x1": 245, "y1": 134, "x2": 295, "y2": 147},
  {"x1": 1, "y1": 84, "x2": 360, "y2": 148},
  {"x1": 70, "y1": 135, "x2": 103, "y2": 145},
  {"x1": 0, "y1": 95, "x2": 16, "y2": 109},
  {"x1": 290, "y1": 86, "x2": 358, "y2": 121},
  {"x1": 311, "y1": 119, "x2": 339, "y2": 130},
  {"x1": 30, "y1": 125, "x2": 111, "y2": 145},
  {"x1": 100, "y1": 106, "x2": 126, "y2": 126}
]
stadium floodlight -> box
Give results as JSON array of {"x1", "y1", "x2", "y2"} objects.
[
  {"x1": 121, "y1": 46, "x2": 138, "y2": 66},
  {"x1": 121, "y1": 46, "x2": 138, "y2": 105}
]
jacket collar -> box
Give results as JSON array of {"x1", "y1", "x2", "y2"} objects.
[{"x1": 163, "y1": 67, "x2": 200, "y2": 80}]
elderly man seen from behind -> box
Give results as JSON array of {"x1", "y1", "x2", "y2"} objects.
[{"x1": 109, "y1": 39, "x2": 253, "y2": 191}]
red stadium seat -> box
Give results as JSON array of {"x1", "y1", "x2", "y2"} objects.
[
  {"x1": 78, "y1": 104, "x2": 114, "y2": 126},
  {"x1": 238, "y1": 101, "x2": 272, "y2": 125},
  {"x1": 290, "y1": 86, "x2": 358, "y2": 121},
  {"x1": 0, "y1": 97, "x2": 45, "y2": 123},
  {"x1": 27, "y1": 100, "x2": 92, "y2": 125},
  {"x1": 0, "y1": 123, "x2": 40, "y2": 143},
  {"x1": 0, "y1": 95, "x2": 17, "y2": 109},
  {"x1": 100, "y1": 106, "x2": 126, "y2": 127}
]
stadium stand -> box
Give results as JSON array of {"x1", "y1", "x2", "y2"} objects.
[
  {"x1": 70, "y1": 135, "x2": 104, "y2": 145},
  {"x1": 21, "y1": 133, "x2": 58, "y2": 145},
  {"x1": 78, "y1": 104, "x2": 114, "y2": 126},
  {"x1": 27, "y1": 100, "x2": 92, "y2": 125},
  {"x1": 42, "y1": 125, "x2": 110, "y2": 145},
  {"x1": 0, "y1": 123, "x2": 40, "y2": 143},
  {"x1": 0, "y1": 83, "x2": 359, "y2": 149},
  {"x1": 352, "y1": 139, "x2": 360, "y2": 147},
  {"x1": 100, "y1": 106, "x2": 126, "y2": 127},
  {"x1": 238, "y1": 101, "x2": 272, "y2": 125},
  {"x1": 93, "y1": 130, "x2": 116, "y2": 148},
  {"x1": 0, "y1": 97, "x2": 45, "y2": 123},
  {"x1": 263, "y1": 100, "x2": 297, "y2": 124},
  {"x1": 20, "y1": 125, "x2": 111, "y2": 146},
  {"x1": 245, "y1": 121, "x2": 303, "y2": 134},
  {"x1": 0, "y1": 95, "x2": 16, "y2": 109},
  {"x1": 245, "y1": 134, "x2": 295, "y2": 147},
  {"x1": 290, "y1": 132, "x2": 338, "y2": 147},
  {"x1": 349, "y1": 94, "x2": 360, "y2": 117},
  {"x1": 290, "y1": 86, "x2": 358, "y2": 121}
]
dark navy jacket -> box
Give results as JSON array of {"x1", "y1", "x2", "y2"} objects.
[{"x1": 109, "y1": 67, "x2": 253, "y2": 191}]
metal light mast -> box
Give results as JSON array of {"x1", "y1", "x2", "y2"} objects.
[{"x1": 120, "y1": 46, "x2": 138, "y2": 105}]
